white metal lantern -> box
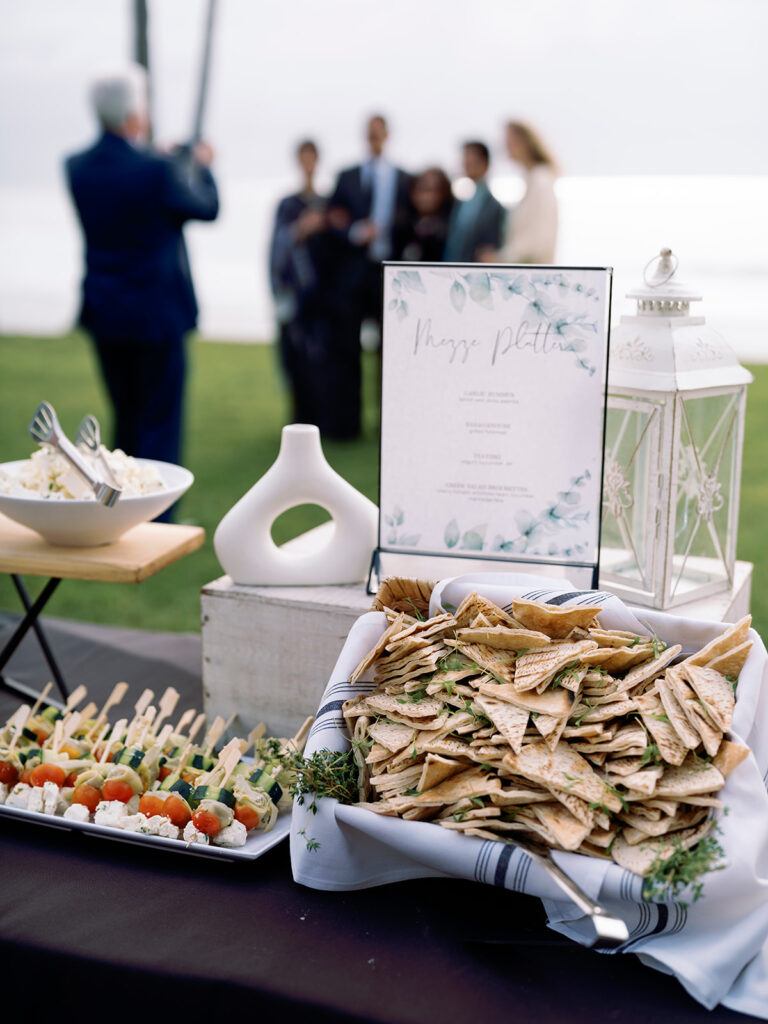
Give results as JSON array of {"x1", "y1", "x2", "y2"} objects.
[{"x1": 600, "y1": 248, "x2": 752, "y2": 610}]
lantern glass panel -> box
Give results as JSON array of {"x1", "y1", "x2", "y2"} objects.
[
  {"x1": 600, "y1": 395, "x2": 662, "y2": 593},
  {"x1": 670, "y1": 390, "x2": 738, "y2": 600}
]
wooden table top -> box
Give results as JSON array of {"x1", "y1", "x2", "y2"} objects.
[{"x1": 0, "y1": 514, "x2": 205, "y2": 583}]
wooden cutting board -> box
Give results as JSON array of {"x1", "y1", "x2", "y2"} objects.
[{"x1": 0, "y1": 514, "x2": 205, "y2": 583}]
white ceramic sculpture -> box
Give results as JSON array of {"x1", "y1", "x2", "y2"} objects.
[{"x1": 213, "y1": 424, "x2": 378, "y2": 585}]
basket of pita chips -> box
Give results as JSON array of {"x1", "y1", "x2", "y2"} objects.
[{"x1": 290, "y1": 574, "x2": 768, "y2": 1016}]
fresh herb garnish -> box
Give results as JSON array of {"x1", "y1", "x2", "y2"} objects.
[
  {"x1": 290, "y1": 748, "x2": 360, "y2": 852},
  {"x1": 642, "y1": 833, "x2": 726, "y2": 905},
  {"x1": 640, "y1": 743, "x2": 662, "y2": 766}
]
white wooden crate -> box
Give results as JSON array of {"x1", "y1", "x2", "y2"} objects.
[{"x1": 201, "y1": 577, "x2": 374, "y2": 737}]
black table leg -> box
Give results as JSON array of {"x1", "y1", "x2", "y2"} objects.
[{"x1": 0, "y1": 575, "x2": 68, "y2": 706}]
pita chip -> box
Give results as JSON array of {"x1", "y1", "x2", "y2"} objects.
[
  {"x1": 532, "y1": 802, "x2": 592, "y2": 851},
  {"x1": 505, "y1": 740, "x2": 623, "y2": 812},
  {"x1": 705, "y1": 640, "x2": 753, "y2": 680},
  {"x1": 681, "y1": 663, "x2": 735, "y2": 732},
  {"x1": 712, "y1": 739, "x2": 750, "y2": 779},
  {"x1": 511, "y1": 598, "x2": 603, "y2": 639},
  {"x1": 615, "y1": 644, "x2": 682, "y2": 694},
  {"x1": 684, "y1": 615, "x2": 751, "y2": 668},
  {"x1": 368, "y1": 720, "x2": 416, "y2": 753},
  {"x1": 633, "y1": 689, "x2": 688, "y2": 766},
  {"x1": 654, "y1": 761, "x2": 725, "y2": 798},
  {"x1": 474, "y1": 695, "x2": 529, "y2": 753},
  {"x1": 513, "y1": 641, "x2": 597, "y2": 693},
  {"x1": 455, "y1": 626, "x2": 551, "y2": 650},
  {"x1": 350, "y1": 612, "x2": 406, "y2": 682},
  {"x1": 454, "y1": 591, "x2": 517, "y2": 629}
]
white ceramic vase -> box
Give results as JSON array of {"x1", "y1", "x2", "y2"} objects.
[{"x1": 213, "y1": 424, "x2": 379, "y2": 585}]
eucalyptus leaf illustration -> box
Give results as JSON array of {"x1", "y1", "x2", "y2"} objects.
[
  {"x1": 398, "y1": 533, "x2": 421, "y2": 546},
  {"x1": 465, "y1": 272, "x2": 494, "y2": 309},
  {"x1": 396, "y1": 300, "x2": 409, "y2": 321},
  {"x1": 387, "y1": 299, "x2": 398, "y2": 311},
  {"x1": 444, "y1": 518, "x2": 460, "y2": 548},
  {"x1": 398, "y1": 270, "x2": 425, "y2": 293},
  {"x1": 392, "y1": 506, "x2": 405, "y2": 526},
  {"x1": 461, "y1": 525, "x2": 486, "y2": 551},
  {"x1": 387, "y1": 530, "x2": 397, "y2": 544},
  {"x1": 449, "y1": 281, "x2": 466, "y2": 312}
]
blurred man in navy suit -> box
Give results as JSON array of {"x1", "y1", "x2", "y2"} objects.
[
  {"x1": 325, "y1": 115, "x2": 411, "y2": 438},
  {"x1": 65, "y1": 65, "x2": 219, "y2": 482}
]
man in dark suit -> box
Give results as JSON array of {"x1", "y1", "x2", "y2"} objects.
[
  {"x1": 444, "y1": 141, "x2": 505, "y2": 263},
  {"x1": 324, "y1": 115, "x2": 411, "y2": 439},
  {"x1": 65, "y1": 66, "x2": 219, "y2": 476}
]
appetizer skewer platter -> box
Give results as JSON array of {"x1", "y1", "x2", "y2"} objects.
[{"x1": 0, "y1": 681, "x2": 312, "y2": 861}]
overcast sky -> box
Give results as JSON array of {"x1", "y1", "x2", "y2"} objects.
[{"x1": 1, "y1": 0, "x2": 768, "y2": 186}]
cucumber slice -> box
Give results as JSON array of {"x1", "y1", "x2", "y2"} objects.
[
  {"x1": 191, "y1": 784, "x2": 235, "y2": 809},
  {"x1": 168, "y1": 779, "x2": 194, "y2": 802},
  {"x1": 19, "y1": 747, "x2": 41, "y2": 766},
  {"x1": 21, "y1": 726, "x2": 40, "y2": 742},
  {"x1": 189, "y1": 753, "x2": 215, "y2": 771},
  {"x1": 248, "y1": 769, "x2": 283, "y2": 804},
  {"x1": 112, "y1": 747, "x2": 145, "y2": 770},
  {"x1": 40, "y1": 706, "x2": 63, "y2": 724}
]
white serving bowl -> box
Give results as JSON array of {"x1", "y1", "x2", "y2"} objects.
[{"x1": 0, "y1": 459, "x2": 194, "y2": 546}]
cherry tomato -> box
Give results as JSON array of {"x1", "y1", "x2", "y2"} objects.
[
  {"x1": 139, "y1": 794, "x2": 166, "y2": 817},
  {"x1": 234, "y1": 804, "x2": 260, "y2": 831},
  {"x1": 101, "y1": 779, "x2": 135, "y2": 803},
  {"x1": 20, "y1": 767, "x2": 34, "y2": 785},
  {"x1": 0, "y1": 761, "x2": 19, "y2": 787},
  {"x1": 181, "y1": 771, "x2": 197, "y2": 784},
  {"x1": 30, "y1": 763, "x2": 66, "y2": 788},
  {"x1": 163, "y1": 794, "x2": 192, "y2": 828},
  {"x1": 93, "y1": 746, "x2": 114, "y2": 763},
  {"x1": 191, "y1": 809, "x2": 221, "y2": 836},
  {"x1": 64, "y1": 771, "x2": 80, "y2": 787},
  {"x1": 157, "y1": 765, "x2": 173, "y2": 782},
  {"x1": 72, "y1": 783, "x2": 101, "y2": 814},
  {"x1": 34, "y1": 728, "x2": 50, "y2": 746},
  {"x1": 59, "y1": 742, "x2": 81, "y2": 760}
]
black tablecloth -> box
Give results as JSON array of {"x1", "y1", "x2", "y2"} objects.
[{"x1": 0, "y1": 613, "x2": 755, "y2": 1023}]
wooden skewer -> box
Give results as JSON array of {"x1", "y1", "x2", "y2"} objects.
[
  {"x1": 144, "y1": 723, "x2": 174, "y2": 766},
  {"x1": 290, "y1": 716, "x2": 314, "y2": 752},
  {"x1": 26, "y1": 683, "x2": 53, "y2": 723},
  {"x1": 172, "y1": 708, "x2": 196, "y2": 735},
  {"x1": 61, "y1": 711, "x2": 83, "y2": 744},
  {"x1": 101, "y1": 718, "x2": 127, "y2": 763},
  {"x1": 238, "y1": 723, "x2": 266, "y2": 757},
  {"x1": 202, "y1": 716, "x2": 226, "y2": 758},
  {"x1": 6, "y1": 705, "x2": 31, "y2": 754},
  {"x1": 216, "y1": 738, "x2": 244, "y2": 788},
  {"x1": 51, "y1": 719, "x2": 64, "y2": 754},
  {"x1": 64, "y1": 684, "x2": 88, "y2": 713},
  {"x1": 77, "y1": 702, "x2": 98, "y2": 725},
  {"x1": 92, "y1": 721, "x2": 111, "y2": 756},
  {"x1": 87, "y1": 681, "x2": 129, "y2": 738},
  {"x1": 154, "y1": 687, "x2": 180, "y2": 732},
  {"x1": 187, "y1": 712, "x2": 206, "y2": 745},
  {"x1": 133, "y1": 688, "x2": 154, "y2": 718},
  {"x1": 136, "y1": 706, "x2": 158, "y2": 747}
]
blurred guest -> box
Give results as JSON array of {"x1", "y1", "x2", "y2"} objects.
[
  {"x1": 65, "y1": 64, "x2": 219, "y2": 483},
  {"x1": 443, "y1": 141, "x2": 505, "y2": 263},
  {"x1": 324, "y1": 115, "x2": 411, "y2": 439},
  {"x1": 488, "y1": 121, "x2": 559, "y2": 264},
  {"x1": 269, "y1": 139, "x2": 334, "y2": 429},
  {"x1": 397, "y1": 167, "x2": 454, "y2": 262}
]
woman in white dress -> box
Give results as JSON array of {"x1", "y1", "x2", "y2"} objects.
[{"x1": 487, "y1": 121, "x2": 559, "y2": 264}]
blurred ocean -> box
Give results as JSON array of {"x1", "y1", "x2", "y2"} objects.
[{"x1": 1, "y1": 173, "x2": 766, "y2": 360}]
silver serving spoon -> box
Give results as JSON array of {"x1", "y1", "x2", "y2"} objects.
[
  {"x1": 74, "y1": 414, "x2": 120, "y2": 490},
  {"x1": 29, "y1": 402, "x2": 121, "y2": 507},
  {"x1": 514, "y1": 839, "x2": 629, "y2": 949}
]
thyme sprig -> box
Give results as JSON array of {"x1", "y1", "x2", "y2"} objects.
[{"x1": 642, "y1": 832, "x2": 726, "y2": 905}]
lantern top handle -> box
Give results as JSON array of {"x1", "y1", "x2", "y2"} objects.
[
  {"x1": 627, "y1": 247, "x2": 702, "y2": 314},
  {"x1": 643, "y1": 248, "x2": 678, "y2": 288}
]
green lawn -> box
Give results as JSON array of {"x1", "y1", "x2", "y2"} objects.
[
  {"x1": 0, "y1": 333, "x2": 765, "y2": 636},
  {"x1": 0, "y1": 332, "x2": 381, "y2": 632}
]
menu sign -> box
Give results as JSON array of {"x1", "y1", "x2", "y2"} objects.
[{"x1": 375, "y1": 263, "x2": 612, "y2": 585}]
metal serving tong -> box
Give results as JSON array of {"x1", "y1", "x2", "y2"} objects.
[
  {"x1": 74, "y1": 414, "x2": 120, "y2": 490},
  {"x1": 515, "y1": 840, "x2": 629, "y2": 949},
  {"x1": 29, "y1": 402, "x2": 121, "y2": 507}
]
